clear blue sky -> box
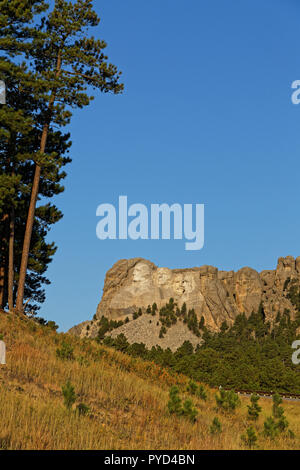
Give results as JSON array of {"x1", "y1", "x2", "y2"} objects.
[{"x1": 41, "y1": 0, "x2": 300, "y2": 331}]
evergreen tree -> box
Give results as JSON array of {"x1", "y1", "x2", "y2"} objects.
[
  {"x1": 0, "y1": 0, "x2": 123, "y2": 312},
  {"x1": 241, "y1": 427, "x2": 258, "y2": 449},
  {"x1": 167, "y1": 386, "x2": 182, "y2": 416},
  {"x1": 210, "y1": 417, "x2": 222, "y2": 435},
  {"x1": 247, "y1": 394, "x2": 262, "y2": 421}
]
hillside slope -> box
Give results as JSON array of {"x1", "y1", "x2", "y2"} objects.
[{"x1": 0, "y1": 311, "x2": 299, "y2": 450}]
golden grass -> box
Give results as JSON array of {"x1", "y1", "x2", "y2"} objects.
[{"x1": 0, "y1": 311, "x2": 299, "y2": 450}]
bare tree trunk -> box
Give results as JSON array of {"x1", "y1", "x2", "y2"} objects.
[
  {"x1": 15, "y1": 51, "x2": 61, "y2": 313},
  {"x1": 0, "y1": 214, "x2": 9, "y2": 309},
  {"x1": 8, "y1": 207, "x2": 15, "y2": 312}
]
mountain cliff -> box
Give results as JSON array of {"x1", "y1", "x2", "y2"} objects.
[{"x1": 69, "y1": 255, "x2": 300, "y2": 347}]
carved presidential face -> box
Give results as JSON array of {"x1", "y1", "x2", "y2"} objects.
[
  {"x1": 173, "y1": 273, "x2": 196, "y2": 296},
  {"x1": 154, "y1": 268, "x2": 172, "y2": 286},
  {"x1": 132, "y1": 262, "x2": 152, "y2": 284}
]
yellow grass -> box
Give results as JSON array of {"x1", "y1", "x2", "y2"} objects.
[{"x1": 0, "y1": 311, "x2": 299, "y2": 450}]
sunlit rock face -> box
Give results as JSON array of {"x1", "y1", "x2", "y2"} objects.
[{"x1": 69, "y1": 256, "x2": 300, "y2": 339}]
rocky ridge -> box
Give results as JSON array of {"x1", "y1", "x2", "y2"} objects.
[{"x1": 69, "y1": 256, "x2": 300, "y2": 349}]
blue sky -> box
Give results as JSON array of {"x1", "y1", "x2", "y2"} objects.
[{"x1": 41, "y1": 0, "x2": 300, "y2": 331}]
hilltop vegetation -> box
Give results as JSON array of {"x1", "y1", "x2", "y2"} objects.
[
  {"x1": 99, "y1": 293, "x2": 300, "y2": 394},
  {"x1": 0, "y1": 311, "x2": 299, "y2": 450}
]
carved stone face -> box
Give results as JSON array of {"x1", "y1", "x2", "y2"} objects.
[
  {"x1": 132, "y1": 262, "x2": 152, "y2": 284},
  {"x1": 154, "y1": 268, "x2": 172, "y2": 286},
  {"x1": 173, "y1": 273, "x2": 196, "y2": 296}
]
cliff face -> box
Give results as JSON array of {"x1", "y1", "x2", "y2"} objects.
[{"x1": 69, "y1": 256, "x2": 300, "y2": 339}]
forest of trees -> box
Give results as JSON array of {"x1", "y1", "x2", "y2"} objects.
[
  {"x1": 0, "y1": 1, "x2": 123, "y2": 313},
  {"x1": 102, "y1": 290, "x2": 300, "y2": 394}
]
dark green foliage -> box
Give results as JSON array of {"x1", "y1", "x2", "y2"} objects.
[
  {"x1": 272, "y1": 393, "x2": 283, "y2": 419},
  {"x1": 199, "y1": 316, "x2": 205, "y2": 330},
  {"x1": 167, "y1": 386, "x2": 197, "y2": 422},
  {"x1": 264, "y1": 396, "x2": 291, "y2": 439},
  {"x1": 241, "y1": 427, "x2": 258, "y2": 449},
  {"x1": 62, "y1": 380, "x2": 76, "y2": 410},
  {"x1": 197, "y1": 384, "x2": 207, "y2": 401},
  {"x1": 168, "y1": 386, "x2": 182, "y2": 416},
  {"x1": 151, "y1": 303, "x2": 157, "y2": 316},
  {"x1": 56, "y1": 341, "x2": 74, "y2": 361},
  {"x1": 96, "y1": 315, "x2": 124, "y2": 341},
  {"x1": 102, "y1": 297, "x2": 300, "y2": 394},
  {"x1": 186, "y1": 380, "x2": 198, "y2": 395},
  {"x1": 0, "y1": 0, "x2": 123, "y2": 311},
  {"x1": 247, "y1": 394, "x2": 262, "y2": 421},
  {"x1": 182, "y1": 399, "x2": 198, "y2": 423},
  {"x1": 210, "y1": 417, "x2": 222, "y2": 435},
  {"x1": 159, "y1": 326, "x2": 167, "y2": 338},
  {"x1": 263, "y1": 416, "x2": 278, "y2": 440},
  {"x1": 76, "y1": 403, "x2": 90, "y2": 416},
  {"x1": 215, "y1": 389, "x2": 241, "y2": 413}
]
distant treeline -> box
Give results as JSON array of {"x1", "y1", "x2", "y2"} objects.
[{"x1": 101, "y1": 284, "x2": 300, "y2": 394}]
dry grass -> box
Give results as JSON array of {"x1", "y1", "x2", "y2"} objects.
[{"x1": 0, "y1": 311, "x2": 299, "y2": 450}]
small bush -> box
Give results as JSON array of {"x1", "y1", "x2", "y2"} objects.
[
  {"x1": 182, "y1": 399, "x2": 198, "y2": 423},
  {"x1": 241, "y1": 427, "x2": 258, "y2": 449},
  {"x1": 186, "y1": 380, "x2": 198, "y2": 395},
  {"x1": 263, "y1": 416, "x2": 278, "y2": 440},
  {"x1": 76, "y1": 403, "x2": 90, "y2": 416},
  {"x1": 168, "y1": 386, "x2": 182, "y2": 416},
  {"x1": 197, "y1": 385, "x2": 207, "y2": 401},
  {"x1": 56, "y1": 342, "x2": 74, "y2": 361},
  {"x1": 210, "y1": 417, "x2": 222, "y2": 435},
  {"x1": 62, "y1": 380, "x2": 76, "y2": 410},
  {"x1": 215, "y1": 389, "x2": 241, "y2": 413},
  {"x1": 247, "y1": 394, "x2": 262, "y2": 421}
]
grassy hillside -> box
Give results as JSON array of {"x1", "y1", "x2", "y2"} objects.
[{"x1": 0, "y1": 311, "x2": 299, "y2": 450}]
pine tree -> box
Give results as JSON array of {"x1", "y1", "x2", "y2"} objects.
[
  {"x1": 167, "y1": 386, "x2": 182, "y2": 416},
  {"x1": 272, "y1": 393, "x2": 283, "y2": 419},
  {"x1": 247, "y1": 394, "x2": 262, "y2": 421},
  {"x1": 241, "y1": 427, "x2": 258, "y2": 449},
  {"x1": 263, "y1": 416, "x2": 278, "y2": 440},
  {"x1": 0, "y1": 0, "x2": 123, "y2": 312},
  {"x1": 210, "y1": 417, "x2": 222, "y2": 435},
  {"x1": 62, "y1": 380, "x2": 76, "y2": 410},
  {"x1": 0, "y1": 61, "x2": 72, "y2": 311}
]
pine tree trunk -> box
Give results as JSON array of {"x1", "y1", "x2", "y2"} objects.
[
  {"x1": 0, "y1": 214, "x2": 9, "y2": 309},
  {"x1": 8, "y1": 207, "x2": 15, "y2": 312},
  {"x1": 15, "y1": 51, "x2": 61, "y2": 313}
]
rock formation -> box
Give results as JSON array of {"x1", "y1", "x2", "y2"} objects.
[{"x1": 69, "y1": 256, "x2": 300, "y2": 343}]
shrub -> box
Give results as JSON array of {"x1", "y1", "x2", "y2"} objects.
[
  {"x1": 76, "y1": 403, "x2": 90, "y2": 416},
  {"x1": 247, "y1": 394, "x2": 262, "y2": 421},
  {"x1": 215, "y1": 389, "x2": 241, "y2": 413},
  {"x1": 62, "y1": 380, "x2": 76, "y2": 410},
  {"x1": 168, "y1": 386, "x2": 182, "y2": 416},
  {"x1": 210, "y1": 417, "x2": 222, "y2": 435},
  {"x1": 241, "y1": 427, "x2": 258, "y2": 449},
  {"x1": 182, "y1": 399, "x2": 198, "y2": 423},
  {"x1": 56, "y1": 342, "x2": 74, "y2": 361},
  {"x1": 186, "y1": 380, "x2": 198, "y2": 395},
  {"x1": 197, "y1": 385, "x2": 207, "y2": 401},
  {"x1": 263, "y1": 416, "x2": 278, "y2": 440},
  {"x1": 47, "y1": 321, "x2": 58, "y2": 331},
  {"x1": 272, "y1": 393, "x2": 283, "y2": 418}
]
